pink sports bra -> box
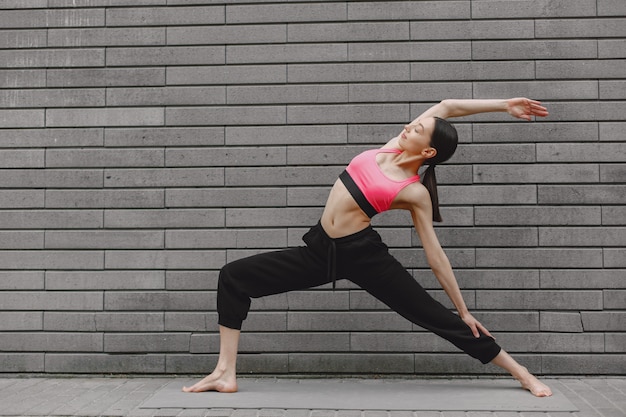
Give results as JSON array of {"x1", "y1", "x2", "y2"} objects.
[{"x1": 339, "y1": 148, "x2": 420, "y2": 218}]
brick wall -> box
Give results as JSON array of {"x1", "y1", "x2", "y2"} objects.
[{"x1": 0, "y1": 0, "x2": 624, "y2": 376}]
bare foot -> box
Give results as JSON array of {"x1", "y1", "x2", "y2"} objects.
[
  {"x1": 182, "y1": 370, "x2": 238, "y2": 393},
  {"x1": 517, "y1": 372, "x2": 553, "y2": 397}
]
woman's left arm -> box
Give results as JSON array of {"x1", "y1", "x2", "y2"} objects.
[
  {"x1": 414, "y1": 98, "x2": 548, "y2": 121},
  {"x1": 407, "y1": 186, "x2": 494, "y2": 339},
  {"x1": 385, "y1": 98, "x2": 548, "y2": 149}
]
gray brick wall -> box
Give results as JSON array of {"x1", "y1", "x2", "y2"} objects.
[{"x1": 0, "y1": 0, "x2": 624, "y2": 376}]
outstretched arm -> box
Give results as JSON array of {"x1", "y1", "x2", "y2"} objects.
[
  {"x1": 415, "y1": 97, "x2": 549, "y2": 121},
  {"x1": 406, "y1": 185, "x2": 494, "y2": 339},
  {"x1": 384, "y1": 98, "x2": 547, "y2": 149}
]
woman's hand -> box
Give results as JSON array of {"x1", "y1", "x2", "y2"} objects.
[
  {"x1": 506, "y1": 97, "x2": 549, "y2": 121},
  {"x1": 461, "y1": 312, "x2": 495, "y2": 339}
]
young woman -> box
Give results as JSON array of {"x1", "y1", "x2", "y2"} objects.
[{"x1": 183, "y1": 98, "x2": 552, "y2": 397}]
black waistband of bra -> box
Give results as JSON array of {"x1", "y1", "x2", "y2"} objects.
[{"x1": 338, "y1": 170, "x2": 378, "y2": 218}]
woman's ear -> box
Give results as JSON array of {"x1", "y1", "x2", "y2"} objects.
[{"x1": 422, "y1": 146, "x2": 437, "y2": 160}]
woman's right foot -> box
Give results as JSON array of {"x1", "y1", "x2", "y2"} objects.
[
  {"x1": 513, "y1": 366, "x2": 552, "y2": 397},
  {"x1": 518, "y1": 373, "x2": 552, "y2": 397},
  {"x1": 182, "y1": 370, "x2": 238, "y2": 393}
]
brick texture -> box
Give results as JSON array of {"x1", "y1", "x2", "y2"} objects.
[{"x1": 0, "y1": 1, "x2": 623, "y2": 377}]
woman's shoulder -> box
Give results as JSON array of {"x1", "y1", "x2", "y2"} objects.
[
  {"x1": 395, "y1": 181, "x2": 431, "y2": 210},
  {"x1": 380, "y1": 135, "x2": 402, "y2": 150}
]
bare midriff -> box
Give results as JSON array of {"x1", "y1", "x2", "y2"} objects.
[{"x1": 320, "y1": 178, "x2": 372, "y2": 238}]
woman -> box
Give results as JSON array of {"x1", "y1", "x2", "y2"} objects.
[{"x1": 183, "y1": 98, "x2": 552, "y2": 397}]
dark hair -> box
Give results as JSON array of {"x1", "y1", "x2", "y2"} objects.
[{"x1": 422, "y1": 117, "x2": 458, "y2": 222}]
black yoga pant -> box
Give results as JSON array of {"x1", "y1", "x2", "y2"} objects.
[{"x1": 217, "y1": 221, "x2": 501, "y2": 364}]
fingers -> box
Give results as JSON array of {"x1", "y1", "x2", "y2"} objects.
[
  {"x1": 528, "y1": 100, "x2": 549, "y2": 117},
  {"x1": 468, "y1": 322, "x2": 480, "y2": 338},
  {"x1": 463, "y1": 314, "x2": 495, "y2": 339},
  {"x1": 462, "y1": 314, "x2": 481, "y2": 338},
  {"x1": 530, "y1": 103, "x2": 549, "y2": 115},
  {"x1": 511, "y1": 98, "x2": 549, "y2": 120},
  {"x1": 478, "y1": 322, "x2": 495, "y2": 340}
]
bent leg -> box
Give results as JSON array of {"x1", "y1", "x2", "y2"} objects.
[
  {"x1": 182, "y1": 325, "x2": 240, "y2": 393},
  {"x1": 186, "y1": 240, "x2": 329, "y2": 393},
  {"x1": 218, "y1": 246, "x2": 329, "y2": 330}
]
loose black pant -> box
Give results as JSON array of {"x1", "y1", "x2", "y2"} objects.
[{"x1": 217, "y1": 221, "x2": 501, "y2": 364}]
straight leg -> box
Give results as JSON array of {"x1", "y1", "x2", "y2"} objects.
[
  {"x1": 347, "y1": 253, "x2": 501, "y2": 364},
  {"x1": 344, "y1": 242, "x2": 551, "y2": 396},
  {"x1": 491, "y1": 349, "x2": 552, "y2": 396}
]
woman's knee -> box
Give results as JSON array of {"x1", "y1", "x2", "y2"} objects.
[
  {"x1": 218, "y1": 262, "x2": 231, "y2": 280},
  {"x1": 218, "y1": 262, "x2": 240, "y2": 290},
  {"x1": 217, "y1": 262, "x2": 250, "y2": 330},
  {"x1": 218, "y1": 259, "x2": 254, "y2": 297},
  {"x1": 217, "y1": 262, "x2": 239, "y2": 297}
]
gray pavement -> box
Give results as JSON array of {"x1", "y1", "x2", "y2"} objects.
[{"x1": 0, "y1": 376, "x2": 624, "y2": 417}]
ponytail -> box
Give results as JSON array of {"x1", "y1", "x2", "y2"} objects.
[
  {"x1": 423, "y1": 117, "x2": 458, "y2": 223},
  {"x1": 422, "y1": 164, "x2": 442, "y2": 222}
]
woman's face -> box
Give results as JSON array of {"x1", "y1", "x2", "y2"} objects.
[{"x1": 400, "y1": 117, "x2": 437, "y2": 158}]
